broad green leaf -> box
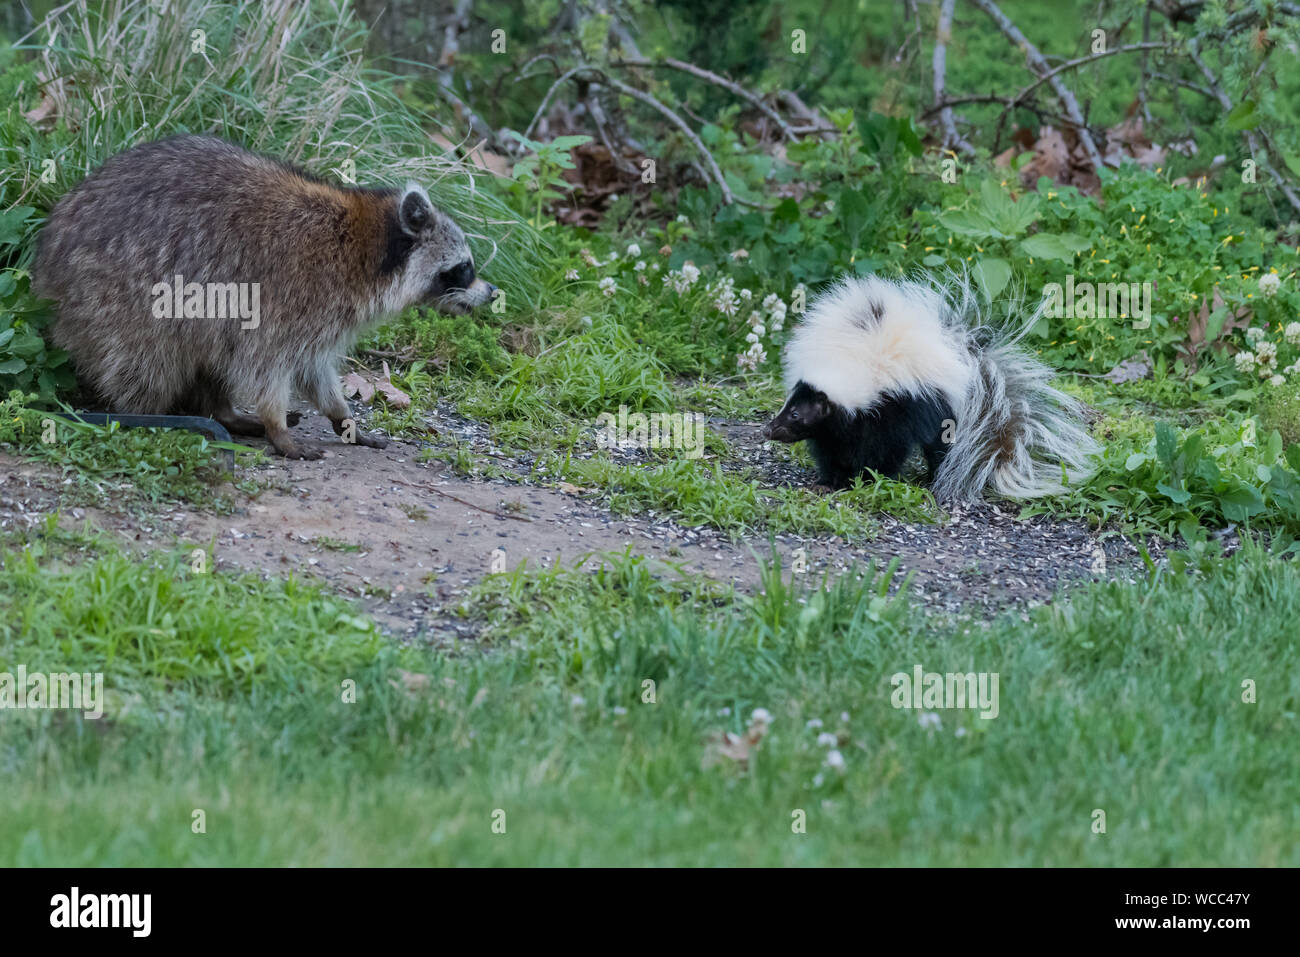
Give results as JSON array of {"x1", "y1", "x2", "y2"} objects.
[{"x1": 973, "y1": 257, "x2": 1011, "y2": 301}]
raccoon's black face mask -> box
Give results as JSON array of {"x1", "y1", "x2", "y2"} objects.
[
  {"x1": 762, "y1": 381, "x2": 833, "y2": 443},
  {"x1": 426, "y1": 258, "x2": 497, "y2": 315}
]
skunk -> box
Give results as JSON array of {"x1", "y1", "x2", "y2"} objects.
[{"x1": 762, "y1": 273, "x2": 1098, "y2": 501}]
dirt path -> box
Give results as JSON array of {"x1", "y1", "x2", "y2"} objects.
[{"x1": 1, "y1": 409, "x2": 1156, "y2": 637}]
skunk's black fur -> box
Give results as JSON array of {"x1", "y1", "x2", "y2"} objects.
[{"x1": 764, "y1": 380, "x2": 953, "y2": 488}]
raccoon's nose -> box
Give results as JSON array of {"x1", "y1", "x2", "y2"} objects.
[{"x1": 484, "y1": 282, "x2": 498, "y2": 297}]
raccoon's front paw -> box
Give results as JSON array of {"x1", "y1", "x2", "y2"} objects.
[
  {"x1": 273, "y1": 439, "x2": 323, "y2": 460},
  {"x1": 352, "y1": 431, "x2": 390, "y2": 450},
  {"x1": 285, "y1": 410, "x2": 304, "y2": 428}
]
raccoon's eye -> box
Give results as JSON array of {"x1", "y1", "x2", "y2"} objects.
[{"x1": 439, "y1": 261, "x2": 475, "y2": 290}]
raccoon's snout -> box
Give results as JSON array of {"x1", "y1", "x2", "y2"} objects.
[{"x1": 431, "y1": 274, "x2": 497, "y2": 315}]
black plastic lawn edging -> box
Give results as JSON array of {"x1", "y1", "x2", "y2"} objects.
[{"x1": 51, "y1": 412, "x2": 237, "y2": 470}]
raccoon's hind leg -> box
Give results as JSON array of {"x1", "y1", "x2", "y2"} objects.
[
  {"x1": 256, "y1": 381, "x2": 323, "y2": 460},
  {"x1": 180, "y1": 371, "x2": 302, "y2": 438},
  {"x1": 299, "y1": 363, "x2": 390, "y2": 451},
  {"x1": 210, "y1": 403, "x2": 303, "y2": 437}
]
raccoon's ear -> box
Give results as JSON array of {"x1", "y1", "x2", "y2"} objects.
[{"x1": 398, "y1": 185, "x2": 434, "y2": 236}]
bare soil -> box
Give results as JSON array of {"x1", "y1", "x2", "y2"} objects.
[{"x1": 0, "y1": 408, "x2": 1157, "y2": 638}]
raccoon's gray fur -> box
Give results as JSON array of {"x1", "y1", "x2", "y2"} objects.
[{"x1": 33, "y1": 135, "x2": 495, "y2": 459}]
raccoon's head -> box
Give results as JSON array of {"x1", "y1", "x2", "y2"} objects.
[{"x1": 394, "y1": 184, "x2": 497, "y2": 316}]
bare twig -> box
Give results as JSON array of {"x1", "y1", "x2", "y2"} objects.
[
  {"x1": 600, "y1": 73, "x2": 735, "y2": 204},
  {"x1": 969, "y1": 0, "x2": 1105, "y2": 172},
  {"x1": 389, "y1": 477, "x2": 534, "y2": 523},
  {"x1": 611, "y1": 57, "x2": 796, "y2": 142},
  {"x1": 931, "y1": 0, "x2": 974, "y2": 153},
  {"x1": 522, "y1": 66, "x2": 590, "y2": 141},
  {"x1": 437, "y1": 0, "x2": 473, "y2": 69},
  {"x1": 1186, "y1": 40, "x2": 1300, "y2": 214},
  {"x1": 1137, "y1": 1, "x2": 1154, "y2": 122}
]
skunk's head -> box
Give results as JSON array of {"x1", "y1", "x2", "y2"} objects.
[{"x1": 763, "y1": 380, "x2": 833, "y2": 443}]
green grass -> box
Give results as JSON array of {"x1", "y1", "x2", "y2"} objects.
[
  {"x1": 0, "y1": 391, "x2": 245, "y2": 509},
  {"x1": 1, "y1": 529, "x2": 1295, "y2": 866}
]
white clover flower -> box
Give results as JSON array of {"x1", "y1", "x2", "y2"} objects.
[
  {"x1": 580, "y1": 248, "x2": 598, "y2": 267},
  {"x1": 761, "y1": 293, "x2": 781, "y2": 313},
  {"x1": 752, "y1": 324, "x2": 766, "y2": 337},
  {"x1": 1286, "y1": 323, "x2": 1300, "y2": 347},
  {"x1": 637, "y1": 274, "x2": 648, "y2": 286},
  {"x1": 739, "y1": 288, "x2": 753, "y2": 301},
  {"x1": 564, "y1": 269, "x2": 579, "y2": 281},
  {"x1": 750, "y1": 707, "x2": 773, "y2": 726},
  {"x1": 1270, "y1": 374, "x2": 1287, "y2": 386},
  {"x1": 634, "y1": 260, "x2": 646, "y2": 272},
  {"x1": 823, "y1": 749, "x2": 846, "y2": 771},
  {"x1": 626, "y1": 243, "x2": 641, "y2": 258},
  {"x1": 918, "y1": 711, "x2": 942, "y2": 731},
  {"x1": 1255, "y1": 340, "x2": 1278, "y2": 364},
  {"x1": 806, "y1": 718, "x2": 824, "y2": 730},
  {"x1": 606, "y1": 251, "x2": 619, "y2": 264},
  {"x1": 650, "y1": 262, "x2": 660, "y2": 272},
  {"x1": 730, "y1": 249, "x2": 749, "y2": 260},
  {"x1": 599, "y1": 277, "x2": 617, "y2": 297},
  {"x1": 1235, "y1": 351, "x2": 1257, "y2": 372},
  {"x1": 736, "y1": 342, "x2": 767, "y2": 372},
  {"x1": 816, "y1": 732, "x2": 838, "y2": 747},
  {"x1": 1260, "y1": 273, "x2": 1281, "y2": 297},
  {"x1": 768, "y1": 300, "x2": 788, "y2": 324},
  {"x1": 745, "y1": 331, "x2": 760, "y2": 344},
  {"x1": 1246, "y1": 327, "x2": 1267, "y2": 344},
  {"x1": 675, "y1": 214, "x2": 689, "y2": 224}
]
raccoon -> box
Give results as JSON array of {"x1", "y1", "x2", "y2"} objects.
[{"x1": 33, "y1": 135, "x2": 495, "y2": 459}]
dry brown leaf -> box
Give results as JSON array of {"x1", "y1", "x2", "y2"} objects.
[
  {"x1": 374, "y1": 361, "x2": 411, "y2": 409},
  {"x1": 1178, "y1": 287, "x2": 1252, "y2": 369},
  {"x1": 341, "y1": 372, "x2": 375, "y2": 403},
  {"x1": 390, "y1": 669, "x2": 432, "y2": 695},
  {"x1": 701, "y1": 714, "x2": 771, "y2": 771}
]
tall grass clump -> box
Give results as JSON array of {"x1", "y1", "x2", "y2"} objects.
[{"x1": 0, "y1": 0, "x2": 539, "y2": 298}]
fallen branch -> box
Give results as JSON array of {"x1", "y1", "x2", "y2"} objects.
[
  {"x1": 612, "y1": 57, "x2": 797, "y2": 142},
  {"x1": 969, "y1": 0, "x2": 1105, "y2": 172},
  {"x1": 602, "y1": 73, "x2": 735, "y2": 204},
  {"x1": 931, "y1": 0, "x2": 974, "y2": 153},
  {"x1": 1186, "y1": 40, "x2": 1300, "y2": 214}
]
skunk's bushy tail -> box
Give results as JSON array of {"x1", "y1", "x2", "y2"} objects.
[{"x1": 928, "y1": 273, "x2": 1099, "y2": 502}]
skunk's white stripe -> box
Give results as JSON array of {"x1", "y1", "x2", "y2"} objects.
[{"x1": 783, "y1": 276, "x2": 973, "y2": 413}]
